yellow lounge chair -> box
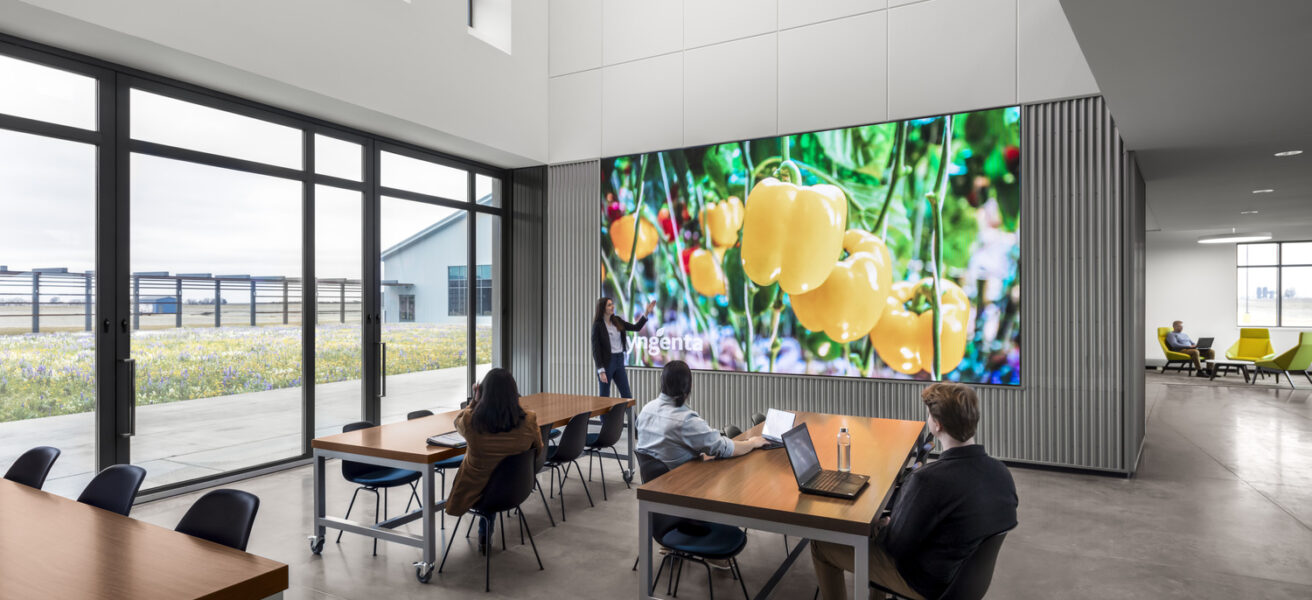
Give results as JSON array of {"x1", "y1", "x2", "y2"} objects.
[
  {"x1": 1225, "y1": 328, "x2": 1275, "y2": 362},
  {"x1": 1157, "y1": 327, "x2": 1197, "y2": 374},
  {"x1": 1252, "y1": 332, "x2": 1312, "y2": 389}
]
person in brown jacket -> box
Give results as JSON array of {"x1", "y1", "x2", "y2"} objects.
[{"x1": 445, "y1": 368, "x2": 543, "y2": 551}]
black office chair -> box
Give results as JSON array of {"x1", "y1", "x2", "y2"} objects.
[
  {"x1": 336, "y1": 421, "x2": 423, "y2": 555},
  {"x1": 750, "y1": 413, "x2": 765, "y2": 426},
  {"x1": 865, "y1": 528, "x2": 1013, "y2": 600},
  {"x1": 77, "y1": 464, "x2": 147, "y2": 516},
  {"x1": 584, "y1": 403, "x2": 630, "y2": 500},
  {"x1": 543, "y1": 412, "x2": 593, "y2": 521},
  {"x1": 175, "y1": 489, "x2": 260, "y2": 552},
  {"x1": 4, "y1": 445, "x2": 61, "y2": 490},
  {"x1": 632, "y1": 451, "x2": 750, "y2": 600},
  {"x1": 439, "y1": 447, "x2": 544, "y2": 592},
  {"x1": 407, "y1": 409, "x2": 463, "y2": 529},
  {"x1": 534, "y1": 424, "x2": 557, "y2": 527},
  {"x1": 724, "y1": 425, "x2": 743, "y2": 439}
]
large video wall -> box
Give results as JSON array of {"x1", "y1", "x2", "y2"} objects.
[{"x1": 600, "y1": 107, "x2": 1021, "y2": 385}]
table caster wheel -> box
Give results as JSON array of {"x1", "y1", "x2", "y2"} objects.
[
  {"x1": 414, "y1": 561, "x2": 434, "y2": 583},
  {"x1": 623, "y1": 470, "x2": 634, "y2": 484},
  {"x1": 308, "y1": 536, "x2": 325, "y2": 555}
]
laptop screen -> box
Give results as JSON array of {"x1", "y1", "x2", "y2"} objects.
[
  {"x1": 762, "y1": 408, "x2": 796, "y2": 441},
  {"x1": 782, "y1": 422, "x2": 821, "y2": 486}
]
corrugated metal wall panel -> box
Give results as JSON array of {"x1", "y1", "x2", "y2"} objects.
[
  {"x1": 542, "y1": 97, "x2": 1143, "y2": 473},
  {"x1": 509, "y1": 166, "x2": 546, "y2": 393}
]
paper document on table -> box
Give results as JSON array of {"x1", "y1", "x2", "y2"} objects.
[{"x1": 762, "y1": 409, "x2": 796, "y2": 443}]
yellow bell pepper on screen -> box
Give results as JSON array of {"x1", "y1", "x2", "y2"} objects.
[
  {"x1": 609, "y1": 214, "x2": 659, "y2": 263},
  {"x1": 739, "y1": 177, "x2": 847, "y2": 295},
  {"x1": 687, "y1": 248, "x2": 727, "y2": 297},
  {"x1": 790, "y1": 230, "x2": 894, "y2": 343},
  {"x1": 870, "y1": 278, "x2": 971, "y2": 375},
  {"x1": 701, "y1": 196, "x2": 744, "y2": 249}
]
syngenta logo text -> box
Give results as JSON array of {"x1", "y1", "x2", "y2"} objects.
[{"x1": 632, "y1": 329, "x2": 705, "y2": 356}]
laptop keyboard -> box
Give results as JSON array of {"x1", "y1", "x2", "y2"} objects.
[{"x1": 811, "y1": 470, "x2": 847, "y2": 490}]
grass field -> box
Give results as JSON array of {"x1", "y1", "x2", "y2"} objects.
[{"x1": 0, "y1": 323, "x2": 490, "y2": 421}]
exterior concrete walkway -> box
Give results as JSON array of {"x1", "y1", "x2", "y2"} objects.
[{"x1": 0, "y1": 365, "x2": 483, "y2": 497}]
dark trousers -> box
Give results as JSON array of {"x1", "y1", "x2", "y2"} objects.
[{"x1": 599, "y1": 352, "x2": 632, "y2": 398}]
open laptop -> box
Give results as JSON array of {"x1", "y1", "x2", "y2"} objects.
[
  {"x1": 1195, "y1": 337, "x2": 1214, "y2": 350},
  {"x1": 782, "y1": 422, "x2": 869, "y2": 499},
  {"x1": 758, "y1": 408, "x2": 796, "y2": 449}
]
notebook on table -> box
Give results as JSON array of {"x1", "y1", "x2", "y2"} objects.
[{"x1": 759, "y1": 408, "x2": 796, "y2": 450}]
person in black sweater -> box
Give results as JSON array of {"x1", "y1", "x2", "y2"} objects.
[
  {"x1": 591, "y1": 297, "x2": 655, "y2": 398},
  {"x1": 812, "y1": 382, "x2": 1018, "y2": 600}
]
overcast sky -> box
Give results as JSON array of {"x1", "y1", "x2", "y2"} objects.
[{"x1": 0, "y1": 53, "x2": 489, "y2": 283}]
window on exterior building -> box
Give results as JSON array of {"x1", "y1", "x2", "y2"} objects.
[
  {"x1": 1238, "y1": 242, "x2": 1312, "y2": 326},
  {"x1": 448, "y1": 265, "x2": 493, "y2": 317},
  {"x1": 399, "y1": 294, "x2": 415, "y2": 322},
  {"x1": 449, "y1": 265, "x2": 468, "y2": 317}
]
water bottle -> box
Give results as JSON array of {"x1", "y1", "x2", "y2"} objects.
[{"x1": 837, "y1": 427, "x2": 852, "y2": 473}]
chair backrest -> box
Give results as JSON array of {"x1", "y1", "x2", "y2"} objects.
[
  {"x1": 407, "y1": 409, "x2": 434, "y2": 420},
  {"x1": 635, "y1": 451, "x2": 670, "y2": 484},
  {"x1": 77, "y1": 464, "x2": 147, "y2": 516},
  {"x1": 340, "y1": 421, "x2": 380, "y2": 481},
  {"x1": 1238, "y1": 328, "x2": 1274, "y2": 357},
  {"x1": 588, "y1": 403, "x2": 627, "y2": 449},
  {"x1": 939, "y1": 529, "x2": 1011, "y2": 600},
  {"x1": 3, "y1": 446, "x2": 61, "y2": 490},
  {"x1": 750, "y1": 413, "x2": 766, "y2": 426},
  {"x1": 175, "y1": 489, "x2": 260, "y2": 552},
  {"x1": 1276, "y1": 331, "x2": 1312, "y2": 371},
  {"x1": 724, "y1": 425, "x2": 743, "y2": 439},
  {"x1": 549, "y1": 412, "x2": 590, "y2": 463},
  {"x1": 471, "y1": 447, "x2": 538, "y2": 514}
]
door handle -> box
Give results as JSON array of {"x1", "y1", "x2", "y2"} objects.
[
  {"x1": 380, "y1": 342, "x2": 387, "y2": 397},
  {"x1": 121, "y1": 358, "x2": 136, "y2": 438}
]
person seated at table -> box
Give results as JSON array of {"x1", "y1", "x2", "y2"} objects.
[
  {"x1": 636, "y1": 360, "x2": 767, "y2": 470},
  {"x1": 1166, "y1": 320, "x2": 1214, "y2": 376},
  {"x1": 446, "y1": 368, "x2": 543, "y2": 552},
  {"x1": 811, "y1": 382, "x2": 1018, "y2": 600}
]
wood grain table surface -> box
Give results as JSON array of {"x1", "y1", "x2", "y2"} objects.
[
  {"x1": 636, "y1": 412, "x2": 925, "y2": 536},
  {"x1": 0, "y1": 479, "x2": 288, "y2": 600}
]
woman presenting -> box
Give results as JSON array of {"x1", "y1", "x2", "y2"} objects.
[{"x1": 591, "y1": 297, "x2": 656, "y2": 398}]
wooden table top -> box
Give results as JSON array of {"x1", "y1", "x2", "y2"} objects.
[
  {"x1": 0, "y1": 479, "x2": 288, "y2": 600},
  {"x1": 311, "y1": 393, "x2": 635, "y2": 464},
  {"x1": 636, "y1": 412, "x2": 925, "y2": 536}
]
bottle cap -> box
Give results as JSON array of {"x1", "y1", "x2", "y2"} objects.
[{"x1": 840, "y1": 426, "x2": 848, "y2": 433}]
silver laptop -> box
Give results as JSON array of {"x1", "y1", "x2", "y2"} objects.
[{"x1": 759, "y1": 408, "x2": 795, "y2": 449}]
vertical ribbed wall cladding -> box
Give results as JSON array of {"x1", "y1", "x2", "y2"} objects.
[
  {"x1": 544, "y1": 97, "x2": 1144, "y2": 473},
  {"x1": 510, "y1": 166, "x2": 547, "y2": 393}
]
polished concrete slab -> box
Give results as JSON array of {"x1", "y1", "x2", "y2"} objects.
[{"x1": 125, "y1": 373, "x2": 1312, "y2": 599}]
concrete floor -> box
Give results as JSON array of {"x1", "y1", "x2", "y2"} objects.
[{"x1": 121, "y1": 373, "x2": 1311, "y2": 599}]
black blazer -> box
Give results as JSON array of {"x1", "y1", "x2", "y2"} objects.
[{"x1": 591, "y1": 315, "x2": 648, "y2": 369}]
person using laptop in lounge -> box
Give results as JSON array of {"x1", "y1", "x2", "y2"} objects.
[
  {"x1": 1166, "y1": 320, "x2": 1213, "y2": 376},
  {"x1": 811, "y1": 382, "x2": 1018, "y2": 600}
]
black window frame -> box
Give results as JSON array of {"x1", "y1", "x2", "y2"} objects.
[
  {"x1": 1237, "y1": 241, "x2": 1312, "y2": 327},
  {"x1": 0, "y1": 32, "x2": 512, "y2": 499}
]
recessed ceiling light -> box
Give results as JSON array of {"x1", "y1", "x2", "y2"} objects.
[
  {"x1": 1274, "y1": 150, "x2": 1303, "y2": 157},
  {"x1": 1198, "y1": 231, "x2": 1273, "y2": 244},
  {"x1": 1241, "y1": 210, "x2": 1260, "y2": 215},
  {"x1": 1252, "y1": 189, "x2": 1275, "y2": 194}
]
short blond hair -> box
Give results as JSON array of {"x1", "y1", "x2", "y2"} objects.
[{"x1": 921, "y1": 382, "x2": 980, "y2": 442}]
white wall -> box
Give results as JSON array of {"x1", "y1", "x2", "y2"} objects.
[
  {"x1": 0, "y1": 0, "x2": 549, "y2": 167},
  {"x1": 547, "y1": 0, "x2": 1099, "y2": 162},
  {"x1": 1145, "y1": 232, "x2": 1306, "y2": 363}
]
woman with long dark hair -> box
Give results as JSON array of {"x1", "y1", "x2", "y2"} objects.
[
  {"x1": 591, "y1": 297, "x2": 656, "y2": 398},
  {"x1": 447, "y1": 368, "x2": 542, "y2": 550}
]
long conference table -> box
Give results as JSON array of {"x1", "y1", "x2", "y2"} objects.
[
  {"x1": 0, "y1": 478, "x2": 289, "y2": 599},
  {"x1": 637, "y1": 412, "x2": 926, "y2": 600},
  {"x1": 308, "y1": 393, "x2": 637, "y2": 583}
]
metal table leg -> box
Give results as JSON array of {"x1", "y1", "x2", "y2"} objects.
[
  {"x1": 639, "y1": 500, "x2": 653, "y2": 598},
  {"x1": 625, "y1": 405, "x2": 636, "y2": 483},
  {"x1": 413, "y1": 466, "x2": 437, "y2": 583},
  {"x1": 308, "y1": 452, "x2": 326, "y2": 554}
]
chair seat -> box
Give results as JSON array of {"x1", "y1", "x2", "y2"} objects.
[
  {"x1": 658, "y1": 521, "x2": 747, "y2": 559},
  {"x1": 347, "y1": 467, "x2": 422, "y2": 487},
  {"x1": 434, "y1": 456, "x2": 464, "y2": 470}
]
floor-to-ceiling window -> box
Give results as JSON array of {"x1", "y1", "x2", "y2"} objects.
[
  {"x1": 0, "y1": 36, "x2": 509, "y2": 497},
  {"x1": 0, "y1": 53, "x2": 100, "y2": 497}
]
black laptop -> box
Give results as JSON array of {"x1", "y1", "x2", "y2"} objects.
[
  {"x1": 1195, "y1": 337, "x2": 1214, "y2": 350},
  {"x1": 782, "y1": 422, "x2": 869, "y2": 499}
]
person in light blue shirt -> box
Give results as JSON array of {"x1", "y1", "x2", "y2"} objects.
[
  {"x1": 636, "y1": 360, "x2": 766, "y2": 471},
  {"x1": 1166, "y1": 320, "x2": 1213, "y2": 375}
]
